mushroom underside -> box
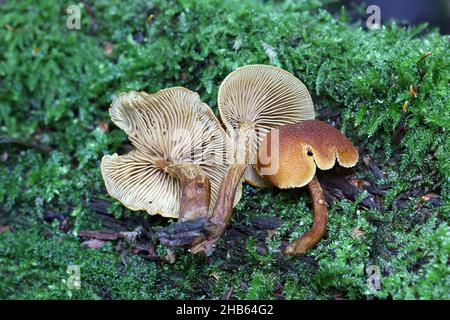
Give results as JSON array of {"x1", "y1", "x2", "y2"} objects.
[{"x1": 101, "y1": 87, "x2": 241, "y2": 220}]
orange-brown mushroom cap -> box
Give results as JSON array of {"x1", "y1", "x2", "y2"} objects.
[{"x1": 257, "y1": 120, "x2": 359, "y2": 188}]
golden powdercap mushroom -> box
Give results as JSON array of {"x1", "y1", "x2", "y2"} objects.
[
  {"x1": 257, "y1": 120, "x2": 359, "y2": 189},
  {"x1": 218, "y1": 64, "x2": 315, "y2": 188},
  {"x1": 101, "y1": 87, "x2": 240, "y2": 219}
]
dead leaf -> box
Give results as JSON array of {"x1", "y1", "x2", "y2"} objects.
[
  {"x1": 402, "y1": 100, "x2": 409, "y2": 112},
  {"x1": 103, "y1": 42, "x2": 114, "y2": 55},
  {"x1": 1, "y1": 151, "x2": 7, "y2": 162},
  {"x1": 165, "y1": 249, "x2": 176, "y2": 264},
  {"x1": 351, "y1": 228, "x2": 365, "y2": 238},
  {"x1": 409, "y1": 85, "x2": 418, "y2": 98},
  {"x1": 0, "y1": 226, "x2": 10, "y2": 234},
  {"x1": 350, "y1": 178, "x2": 371, "y2": 189},
  {"x1": 271, "y1": 283, "x2": 284, "y2": 299},
  {"x1": 421, "y1": 193, "x2": 438, "y2": 201},
  {"x1": 97, "y1": 120, "x2": 109, "y2": 133},
  {"x1": 418, "y1": 51, "x2": 432, "y2": 62},
  {"x1": 210, "y1": 272, "x2": 220, "y2": 281},
  {"x1": 420, "y1": 193, "x2": 440, "y2": 206},
  {"x1": 266, "y1": 229, "x2": 277, "y2": 241},
  {"x1": 82, "y1": 239, "x2": 106, "y2": 249},
  {"x1": 146, "y1": 14, "x2": 154, "y2": 23}
]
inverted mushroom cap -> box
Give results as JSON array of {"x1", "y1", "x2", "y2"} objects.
[
  {"x1": 101, "y1": 87, "x2": 240, "y2": 218},
  {"x1": 257, "y1": 120, "x2": 359, "y2": 189},
  {"x1": 218, "y1": 64, "x2": 315, "y2": 187}
]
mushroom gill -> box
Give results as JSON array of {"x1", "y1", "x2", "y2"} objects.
[
  {"x1": 101, "y1": 87, "x2": 240, "y2": 220},
  {"x1": 218, "y1": 64, "x2": 315, "y2": 187}
]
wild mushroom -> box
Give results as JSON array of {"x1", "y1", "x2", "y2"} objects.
[
  {"x1": 101, "y1": 88, "x2": 240, "y2": 232},
  {"x1": 219, "y1": 64, "x2": 315, "y2": 187},
  {"x1": 160, "y1": 65, "x2": 315, "y2": 254},
  {"x1": 257, "y1": 120, "x2": 359, "y2": 255}
]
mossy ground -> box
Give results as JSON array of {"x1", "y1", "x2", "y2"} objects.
[{"x1": 0, "y1": 0, "x2": 449, "y2": 299}]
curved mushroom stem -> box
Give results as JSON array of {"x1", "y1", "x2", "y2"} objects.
[
  {"x1": 190, "y1": 122, "x2": 253, "y2": 254},
  {"x1": 165, "y1": 163, "x2": 211, "y2": 221},
  {"x1": 285, "y1": 175, "x2": 328, "y2": 255},
  {"x1": 191, "y1": 163, "x2": 246, "y2": 255}
]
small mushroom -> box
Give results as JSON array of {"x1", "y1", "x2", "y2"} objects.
[
  {"x1": 184, "y1": 65, "x2": 315, "y2": 254},
  {"x1": 257, "y1": 120, "x2": 359, "y2": 255},
  {"x1": 101, "y1": 88, "x2": 240, "y2": 227}
]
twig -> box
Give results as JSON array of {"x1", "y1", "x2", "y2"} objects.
[{"x1": 0, "y1": 135, "x2": 52, "y2": 154}]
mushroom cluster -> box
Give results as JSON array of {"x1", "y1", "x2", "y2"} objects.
[{"x1": 101, "y1": 65, "x2": 358, "y2": 256}]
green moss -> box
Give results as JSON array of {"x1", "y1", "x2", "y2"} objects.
[{"x1": 0, "y1": 0, "x2": 448, "y2": 299}]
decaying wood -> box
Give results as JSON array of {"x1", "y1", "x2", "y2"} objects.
[
  {"x1": 88, "y1": 199, "x2": 151, "y2": 230},
  {"x1": 362, "y1": 155, "x2": 385, "y2": 180},
  {"x1": 87, "y1": 197, "x2": 319, "y2": 267},
  {"x1": 158, "y1": 217, "x2": 213, "y2": 247},
  {"x1": 89, "y1": 199, "x2": 111, "y2": 215},
  {"x1": 318, "y1": 171, "x2": 379, "y2": 209},
  {"x1": 78, "y1": 226, "x2": 144, "y2": 242},
  {"x1": 95, "y1": 148, "x2": 388, "y2": 259},
  {"x1": 78, "y1": 230, "x2": 119, "y2": 240},
  {"x1": 82, "y1": 239, "x2": 106, "y2": 249},
  {"x1": 251, "y1": 216, "x2": 282, "y2": 230}
]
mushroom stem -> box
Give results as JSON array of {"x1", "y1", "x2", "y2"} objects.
[
  {"x1": 190, "y1": 122, "x2": 253, "y2": 254},
  {"x1": 285, "y1": 175, "x2": 328, "y2": 255},
  {"x1": 165, "y1": 163, "x2": 211, "y2": 221},
  {"x1": 191, "y1": 163, "x2": 246, "y2": 254},
  {"x1": 210, "y1": 163, "x2": 246, "y2": 228}
]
